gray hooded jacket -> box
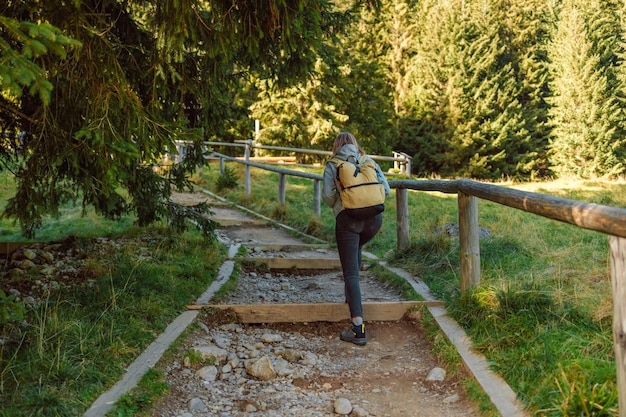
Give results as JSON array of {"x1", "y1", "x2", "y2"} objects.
[{"x1": 322, "y1": 144, "x2": 391, "y2": 217}]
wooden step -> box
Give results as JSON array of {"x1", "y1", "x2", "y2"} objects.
[
  {"x1": 187, "y1": 301, "x2": 444, "y2": 323},
  {"x1": 246, "y1": 243, "x2": 333, "y2": 252},
  {"x1": 0, "y1": 242, "x2": 32, "y2": 255},
  {"x1": 239, "y1": 257, "x2": 341, "y2": 269}
]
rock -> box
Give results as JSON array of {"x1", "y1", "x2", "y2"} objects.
[
  {"x1": 196, "y1": 322, "x2": 210, "y2": 334},
  {"x1": 196, "y1": 365, "x2": 218, "y2": 381},
  {"x1": 7, "y1": 268, "x2": 24, "y2": 277},
  {"x1": 188, "y1": 397, "x2": 207, "y2": 412},
  {"x1": 276, "y1": 349, "x2": 303, "y2": 362},
  {"x1": 40, "y1": 266, "x2": 55, "y2": 276},
  {"x1": 261, "y1": 333, "x2": 283, "y2": 343},
  {"x1": 192, "y1": 344, "x2": 229, "y2": 365},
  {"x1": 434, "y1": 222, "x2": 492, "y2": 239},
  {"x1": 426, "y1": 367, "x2": 446, "y2": 381},
  {"x1": 212, "y1": 335, "x2": 230, "y2": 349},
  {"x1": 406, "y1": 309, "x2": 422, "y2": 321},
  {"x1": 18, "y1": 259, "x2": 36, "y2": 270},
  {"x1": 334, "y1": 397, "x2": 353, "y2": 415},
  {"x1": 22, "y1": 249, "x2": 37, "y2": 260},
  {"x1": 273, "y1": 358, "x2": 294, "y2": 376},
  {"x1": 40, "y1": 251, "x2": 54, "y2": 263},
  {"x1": 352, "y1": 405, "x2": 370, "y2": 416},
  {"x1": 444, "y1": 393, "x2": 460, "y2": 403},
  {"x1": 300, "y1": 352, "x2": 317, "y2": 366},
  {"x1": 245, "y1": 355, "x2": 276, "y2": 381}
]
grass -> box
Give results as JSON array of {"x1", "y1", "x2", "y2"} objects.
[
  {"x1": 0, "y1": 174, "x2": 135, "y2": 242},
  {"x1": 197, "y1": 161, "x2": 626, "y2": 416},
  {"x1": 0, "y1": 214, "x2": 226, "y2": 417}
]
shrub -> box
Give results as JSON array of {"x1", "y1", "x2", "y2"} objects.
[{"x1": 216, "y1": 167, "x2": 239, "y2": 191}]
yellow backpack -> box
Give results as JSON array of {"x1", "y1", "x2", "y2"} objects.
[{"x1": 330, "y1": 155, "x2": 386, "y2": 217}]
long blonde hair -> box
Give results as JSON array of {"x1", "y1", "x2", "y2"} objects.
[{"x1": 332, "y1": 132, "x2": 365, "y2": 157}]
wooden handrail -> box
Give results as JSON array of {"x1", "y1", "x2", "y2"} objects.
[
  {"x1": 391, "y1": 178, "x2": 626, "y2": 239},
  {"x1": 210, "y1": 154, "x2": 626, "y2": 239}
]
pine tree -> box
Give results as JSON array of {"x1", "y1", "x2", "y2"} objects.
[
  {"x1": 249, "y1": 2, "x2": 397, "y2": 160},
  {"x1": 493, "y1": 0, "x2": 553, "y2": 178},
  {"x1": 548, "y1": 0, "x2": 626, "y2": 178},
  {"x1": 249, "y1": 58, "x2": 349, "y2": 162},
  {"x1": 398, "y1": 0, "x2": 464, "y2": 175},
  {"x1": 332, "y1": 2, "x2": 397, "y2": 156},
  {"x1": 407, "y1": 0, "x2": 555, "y2": 179}
]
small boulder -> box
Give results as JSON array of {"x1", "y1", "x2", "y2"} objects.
[{"x1": 245, "y1": 355, "x2": 276, "y2": 381}]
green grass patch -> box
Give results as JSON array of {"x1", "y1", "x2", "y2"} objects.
[
  {"x1": 197, "y1": 163, "x2": 625, "y2": 415},
  {"x1": 0, "y1": 225, "x2": 226, "y2": 417},
  {"x1": 108, "y1": 368, "x2": 169, "y2": 417},
  {"x1": 369, "y1": 264, "x2": 421, "y2": 300},
  {"x1": 0, "y1": 169, "x2": 137, "y2": 242}
]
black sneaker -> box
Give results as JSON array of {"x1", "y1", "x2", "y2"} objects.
[{"x1": 340, "y1": 323, "x2": 366, "y2": 346}]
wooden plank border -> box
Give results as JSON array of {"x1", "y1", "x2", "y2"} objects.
[
  {"x1": 239, "y1": 257, "x2": 342, "y2": 269},
  {"x1": 187, "y1": 301, "x2": 443, "y2": 323}
]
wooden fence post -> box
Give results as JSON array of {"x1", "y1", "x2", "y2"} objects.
[
  {"x1": 244, "y1": 139, "x2": 251, "y2": 196},
  {"x1": 396, "y1": 188, "x2": 409, "y2": 251},
  {"x1": 219, "y1": 157, "x2": 225, "y2": 175},
  {"x1": 278, "y1": 173, "x2": 286, "y2": 205},
  {"x1": 313, "y1": 180, "x2": 321, "y2": 217},
  {"x1": 610, "y1": 236, "x2": 626, "y2": 417},
  {"x1": 458, "y1": 191, "x2": 481, "y2": 291}
]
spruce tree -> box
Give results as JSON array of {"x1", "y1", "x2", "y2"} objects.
[
  {"x1": 409, "y1": 0, "x2": 534, "y2": 179},
  {"x1": 407, "y1": 0, "x2": 557, "y2": 179},
  {"x1": 332, "y1": 2, "x2": 397, "y2": 156},
  {"x1": 493, "y1": 0, "x2": 553, "y2": 178},
  {"x1": 248, "y1": 2, "x2": 397, "y2": 160},
  {"x1": 249, "y1": 58, "x2": 349, "y2": 162},
  {"x1": 548, "y1": 0, "x2": 626, "y2": 178},
  {"x1": 401, "y1": 0, "x2": 464, "y2": 175}
]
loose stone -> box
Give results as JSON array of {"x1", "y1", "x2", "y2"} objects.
[{"x1": 334, "y1": 397, "x2": 353, "y2": 415}]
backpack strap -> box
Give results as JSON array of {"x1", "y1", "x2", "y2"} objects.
[{"x1": 329, "y1": 157, "x2": 342, "y2": 186}]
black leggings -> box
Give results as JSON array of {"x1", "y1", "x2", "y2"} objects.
[{"x1": 335, "y1": 211, "x2": 383, "y2": 319}]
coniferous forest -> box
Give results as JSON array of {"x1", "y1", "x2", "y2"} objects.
[
  {"x1": 1, "y1": 0, "x2": 626, "y2": 234},
  {"x1": 256, "y1": 0, "x2": 626, "y2": 181}
]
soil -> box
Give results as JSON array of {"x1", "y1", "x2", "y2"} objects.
[{"x1": 151, "y1": 315, "x2": 481, "y2": 417}]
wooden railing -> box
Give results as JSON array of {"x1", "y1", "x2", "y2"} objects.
[
  {"x1": 177, "y1": 139, "x2": 412, "y2": 175},
  {"x1": 209, "y1": 155, "x2": 626, "y2": 415}
]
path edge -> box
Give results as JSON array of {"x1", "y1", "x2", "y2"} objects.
[{"x1": 82, "y1": 254, "x2": 238, "y2": 417}]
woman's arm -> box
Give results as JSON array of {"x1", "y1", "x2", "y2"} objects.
[{"x1": 322, "y1": 161, "x2": 339, "y2": 207}]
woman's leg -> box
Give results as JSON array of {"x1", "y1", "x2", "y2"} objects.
[{"x1": 335, "y1": 212, "x2": 363, "y2": 319}]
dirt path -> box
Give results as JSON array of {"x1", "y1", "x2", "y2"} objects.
[{"x1": 148, "y1": 191, "x2": 484, "y2": 416}]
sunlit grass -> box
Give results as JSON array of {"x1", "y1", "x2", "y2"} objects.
[{"x1": 0, "y1": 171, "x2": 136, "y2": 241}]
